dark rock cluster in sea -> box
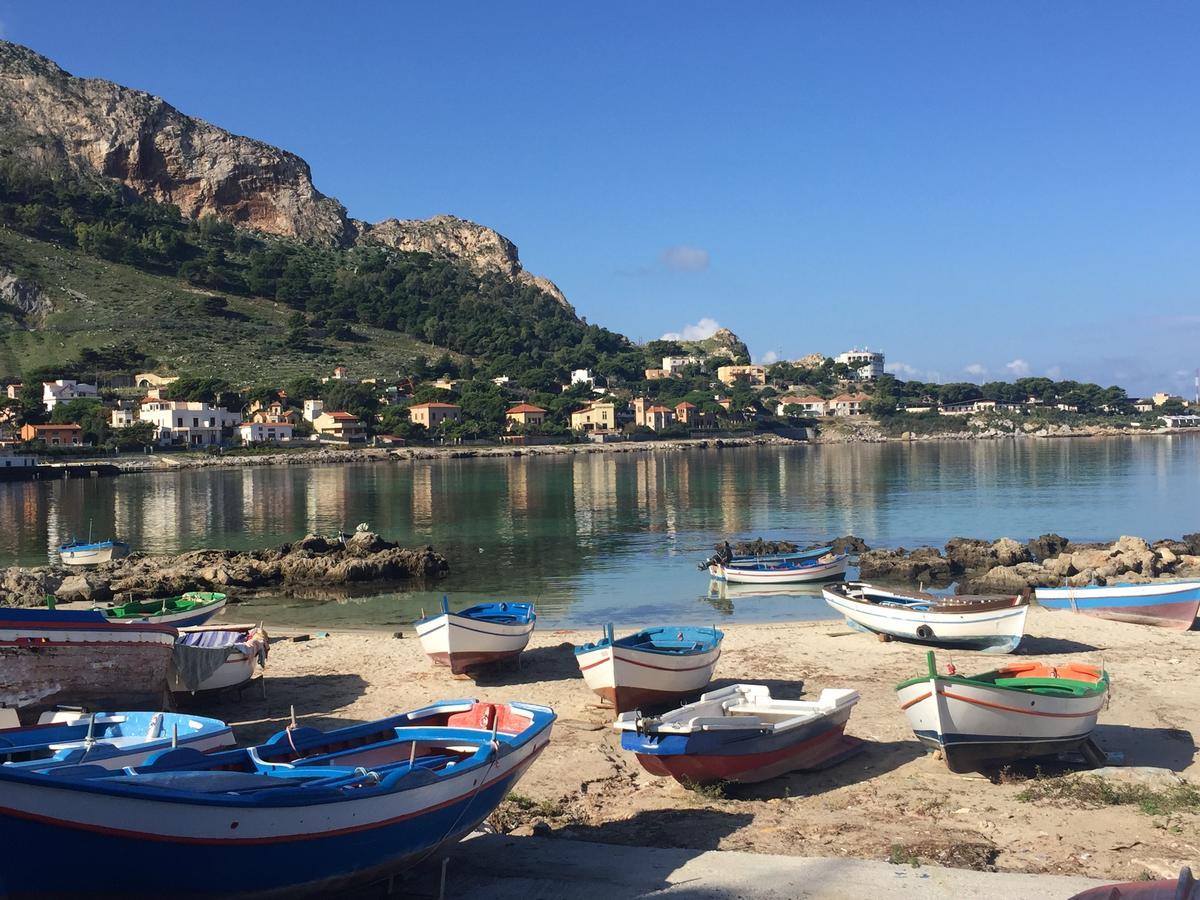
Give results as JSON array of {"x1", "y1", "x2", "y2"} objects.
[
  {"x1": 857, "y1": 533, "x2": 1200, "y2": 594},
  {"x1": 0, "y1": 531, "x2": 449, "y2": 607}
]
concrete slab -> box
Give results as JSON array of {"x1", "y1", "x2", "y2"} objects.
[{"x1": 405, "y1": 834, "x2": 1109, "y2": 899}]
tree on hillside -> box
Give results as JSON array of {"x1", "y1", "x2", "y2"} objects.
[{"x1": 322, "y1": 381, "x2": 379, "y2": 423}]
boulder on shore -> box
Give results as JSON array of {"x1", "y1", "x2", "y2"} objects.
[
  {"x1": 858, "y1": 547, "x2": 953, "y2": 583},
  {"x1": 0, "y1": 532, "x2": 449, "y2": 608}
]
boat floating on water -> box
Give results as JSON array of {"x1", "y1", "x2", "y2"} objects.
[
  {"x1": 0, "y1": 607, "x2": 176, "y2": 721},
  {"x1": 0, "y1": 710, "x2": 235, "y2": 771},
  {"x1": 170, "y1": 625, "x2": 269, "y2": 695},
  {"x1": 1035, "y1": 580, "x2": 1200, "y2": 630},
  {"x1": 415, "y1": 597, "x2": 536, "y2": 675},
  {"x1": 822, "y1": 581, "x2": 1029, "y2": 653},
  {"x1": 58, "y1": 538, "x2": 130, "y2": 566},
  {"x1": 94, "y1": 591, "x2": 228, "y2": 628},
  {"x1": 575, "y1": 624, "x2": 723, "y2": 712},
  {"x1": 895, "y1": 651, "x2": 1109, "y2": 773},
  {"x1": 614, "y1": 683, "x2": 862, "y2": 785},
  {"x1": 709, "y1": 552, "x2": 849, "y2": 584},
  {"x1": 0, "y1": 699, "x2": 555, "y2": 898}
]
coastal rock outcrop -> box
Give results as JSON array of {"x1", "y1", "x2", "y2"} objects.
[
  {"x1": 858, "y1": 547, "x2": 953, "y2": 583},
  {"x1": 0, "y1": 533, "x2": 448, "y2": 607}
]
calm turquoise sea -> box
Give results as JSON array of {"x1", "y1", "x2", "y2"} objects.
[{"x1": 2, "y1": 436, "x2": 1197, "y2": 630}]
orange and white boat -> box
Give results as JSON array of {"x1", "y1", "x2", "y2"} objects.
[{"x1": 895, "y1": 652, "x2": 1108, "y2": 773}]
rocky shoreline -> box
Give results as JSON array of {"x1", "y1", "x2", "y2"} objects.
[
  {"x1": 0, "y1": 531, "x2": 448, "y2": 607},
  {"x1": 856, "y1": 533, "x2": 1200, "y2": 593}
]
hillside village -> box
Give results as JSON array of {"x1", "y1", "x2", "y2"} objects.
[{"x1": 1, "y1": 344, "x2": 1194, "y2": 458}]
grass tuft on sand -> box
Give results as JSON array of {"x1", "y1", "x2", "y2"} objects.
[{"x1": 1017, "y1": 776, "x2": 1200, "y2": 816}]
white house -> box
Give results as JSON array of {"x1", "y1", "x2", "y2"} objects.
[
  {"x1": 662, "y1": 355, "x2": 699, "y2": 375},
  {"x1": 303, "y1": 399, "x2": 325, "y2": 422},
  {"x1": 139, "y1": 399, "x2": 239, "y2": 447},
  {"x1": 239, "y1": 421, "x2": 294, "y2": 444},
  {"x1": 776, "y1": 395, "x2": 828, "y2": 416},
  {"x1": 43, "y1": 380, "x2": 98, "y2": 412},
  {"x1": 570, "y1": 369, "x2": 595, "y2": 387},
  {"x1": 110, "y1": 406, "x2": 138, "y2": 428},
  {"x1": 835, "y1": 349, "x2": 885, "y2": 381}
]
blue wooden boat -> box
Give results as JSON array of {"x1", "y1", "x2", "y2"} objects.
[
  {"x1": 58, "y1": 538, "x2": 130, "y2": 565},
  {"x1": 0, "y1": 711, "x2": 235, "y2": 771},
  {"x1": 0, "y1": 699, "x2": 555, "y2": 897},
  {"x1": 575, "y1": 625, "x2": 723, "y2": 711},
  {"x1": 614, "y1": 683, "x2": 862, "y2": 785},
  {"x1": 415, "y1": 597, "x2": 536, "y2": 674},
  {"x1": 1035, "y1": 581, "x2": 1200, "y2": 630},
  {"x1": 728, "y1": 545, "x2": 832, "y2": 567}
]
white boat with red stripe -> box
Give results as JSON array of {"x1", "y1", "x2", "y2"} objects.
[
  {"x1": 709, "y1": 552, "x2": 849, "y2": 584},
  {"x1": 895, "y1": 651, "x2": 1109, "y2": 773},
  {"x1": 415, "y1": 597, "x2": 535, "y2": 675},
  {"x1": 574, "y1": 624, "x2": 723, "y2": 713}
]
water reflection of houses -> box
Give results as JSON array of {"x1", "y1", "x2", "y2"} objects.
[
  {"x1": 571, "y1": 454, "x2": 619, "y2": 538},
  {"x1": 410, "y1": 465, "x2": 434, "y2": 529}
]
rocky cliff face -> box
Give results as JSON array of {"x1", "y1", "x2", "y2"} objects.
[{"x1": 0, "y1": 41, "x2": 569, "y2": 306}]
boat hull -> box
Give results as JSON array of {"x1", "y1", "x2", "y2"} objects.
[
  {"x1": 0, "y1": 611, "x2": 176, "y2": 720},
  {"x1": 896, "y1": 675, "x2": 1105, "y2": 773},
  {"x1": 710, "y1": 554, "x2": 848, "y2": 584},
  {"x1": 0, "y1": 719, "x2": 550, "y2": 898},
  {"x1": 823, "y1": 586, "x2": 1028, "y2": 653},
  {"x1": 59, "y1": 542, "x2": 130, "y2": 566},
  {"x1": 576, "y1": 644, "x2": 721, "y2": 712},
  {"x1": 416, "y1": 613, "x2": 534, "y2": 675},
  {"x1": 1035, "y1": 582, "x2": 1200, "y2": 630}
]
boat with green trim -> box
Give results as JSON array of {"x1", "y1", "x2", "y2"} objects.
[
  {"x1": 100, "y1": 592, "x2": 227, "y2": 628},
  {"x1": 896, "y1": 651, "x2": 1109, "y2": 773}
]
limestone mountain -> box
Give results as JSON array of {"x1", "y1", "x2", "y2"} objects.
[
  {"x1": 0, "y1": 40, "x2": 566, "y2": 307},
  {"x1": 677, "y1": 327, "x2": 750, "y2": 363}
]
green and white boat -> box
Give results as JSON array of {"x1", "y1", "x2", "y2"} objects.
[{"x1": 100, "y1": 592, "x2": 227, "y2": 628}]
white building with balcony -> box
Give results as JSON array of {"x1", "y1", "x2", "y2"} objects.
[
  {"x1": 43, "y1": 379, "x2": 98, "y2": 412},
  {"x1": 835, "y1": 349, "x2": 885, "y2": 381},
  {"x1": 139, "y1": 400, "x2": 239, "y2": 447}
]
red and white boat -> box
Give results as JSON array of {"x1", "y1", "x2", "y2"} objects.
[{"x1": 574, "y1": 624, "x2": 723, "y2": 713}]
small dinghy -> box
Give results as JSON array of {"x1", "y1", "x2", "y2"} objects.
[
  {"x1": 415, "y1": 597, "x2": 535, "y2": 674},
  {"x1": 614, "y1": 683, "x2": 862, "y2": 785},
  {"x1": 100, "y1": 591, "x2": 227, "y2": 628},
  {"x1": 822, "y1": 581, "x2": 1029, "y2": 653},
  {"x1": 0, "y1": 710, "x2": 235, "y2": 771},
  {"x1": 1035, "y1": 580, "x2": 1200, "y2": 630},
  {"x1": 709, "y1": 552, "x2": 849, "y2": 584},
  {"x1": 896, "y1": 651, "x2": 1109, "y2": 773},
  {"x1": 58, "y1": 538, "x2": 130, "y2": 566},
  {"x1": 575, "y1": 624, "x2": 723, "y2": 712},
  {"x1": 0, "y1": 700, "x2": 555, "y2": 898},
  {"x1": 170, "y1": 626, "x2": 269, "y2": 695}
]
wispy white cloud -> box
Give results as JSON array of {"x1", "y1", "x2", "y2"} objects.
[
  {"x1": 1005, "y1": 358, "x2": 1030, "y2": 377},
  {"x1": 658, "y1": 245, "x2": 710, "y2": 273},
  {"x1": 756, "y1": 350, "x2": 781, "y2": 365},
  {"x1": 887, "y1": 362, "x2": 921, "y2": 378},
  {"x1": 662, "y1": 317, "x2": 721, "y2": 342},
  {"x1": 964, "y1": 363, "x2": 987, "y2": 379}
]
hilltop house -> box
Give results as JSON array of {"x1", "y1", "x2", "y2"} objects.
[
  {"x1": 20, "y1": 423, "x2": 84, "y2": 446},
  {"x1": 662, "y1": 355, "x2": 699, "y2": 375},
  {"x1": 776, "y1": 395, "x2": 828, "y2": 416},
  {"x1": 505, "y1": 404, "x2": 547, "y2": 430},
  {"x1": 570, "y1": 401, "x2": 616, "y2": 433},
  {"x1": 5, "y1": 383, "x2": 22, "y2": 400},
  {"x1": 835, "y1": 349, "x2": 885, "y2": 380},
  {"x1": 716, "y1": 365, "x2": 766, "y2": 387},
  {"x1": 248, "y1": 400, "x2": 301, "y2": 427},
  {"x1": 830, "y1": 394, "x2": 867, "y2": 417},
  {"x1": 644, "y1": 368, "x2": 669, "y2": 380},
  {"x1": 139, "y1": 399, "x2": 239, "y2": 446},
  {"x1": 43, "y1": 380, "x2": 97, "y2": 412},
  {"x1": 408, "y1": 402, "x2": 462, "y2": 430},
  {"x1": 312, "y1": 411, "x2": 366, "y2": 442}
]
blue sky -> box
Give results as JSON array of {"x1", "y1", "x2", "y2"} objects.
[{"x1": 2, "y1": 2, "x2": 1197, "y2": 396}]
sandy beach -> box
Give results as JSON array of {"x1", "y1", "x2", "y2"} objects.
[{"x1": 202, "y1": 606, "x2": 1199, "y2": 885}]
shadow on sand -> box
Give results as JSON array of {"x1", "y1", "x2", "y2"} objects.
[
  {"x1": 469, "y1": 643, "x2": 583, "y2": 686},
  {"x1": 557, "y1": 807, "x2": 755, "y2": 851},
  {"x1": 1015, "y1": 635, "x2": 1103, "y2": 655},
  {"x1": 1093, "y1": 724, "x2": 1197, "y2": 771},
  {"x1": 195, "y1": 673, "x2": 370, "y2": 745},
  {"x1": 729, "y1": 738, "x2": 928, "y2": 801}
]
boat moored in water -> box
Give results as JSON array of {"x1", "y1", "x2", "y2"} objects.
[
  {"x1": 896, "y1": 651, "x2": 1109, "y2": 773},
  {"x1": 1035, "y1": 580, "x2": 1200, "y2": 630},
  {"x1": 58, "y1": 538, "x2": 130, "y2": 566},
  {"x1": 0, "y1": 699, "x2": 555, "y2": 898},
  {"x1": 575, "y1": 624, "x2": 723, "y2": 712},
  {"x1": 822, "y1": 581, "x2": 1029, "y2": 653},
  {"x1": 709, "y1": 552, "x2": 849, "y2": 584},
  {"x1": 415, "y1": 597, "x2": 536, "y2": 675},
  {"x1": 615, "y1": 683, "x2": 862, "y2": 785},
  {"x1": 0, "y1": 710, "x2": 235, "y2": 770}
]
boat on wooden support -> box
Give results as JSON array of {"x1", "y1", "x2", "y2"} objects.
[
  {"x1": 0, "y1": 710, "x2": 235, "y2": 771},
  {"x1": 822, "y1": 581, "x2": 1029, "y2": 653},
  {"x1": 1035, "y1": 581, "x2": 1200, "y2": 630},
  {"x1": 0, "y1": 608, "x2": 176, "y2": 722},
  {"x1": 170, "y1": 626, "x2": 269, "y2": 695},
  {"x1": 0, "y1": 699, "x2": 555, "y2": 898},
  {"x1": 895, "y1": 651, "x2": 1109, "y2": 773},
  {"x1": 709, "y1": 552, "x2": 849, "y2": 584},
  {"x1": 415, "y1": 597, "x2": 536, "y2": 675},
  {"x1": 575, "y1": 624, "x2": 723, "y2": 712},
  {"x1": 614, "y1": 683, "x2": 862, "y2": 785}
]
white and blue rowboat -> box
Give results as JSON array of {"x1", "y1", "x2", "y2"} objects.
[
  {"x1": 0, "y1": 710, "x2": 235, "y2": 771},
  {"x1": 727, "y1": 545, "x2": 832, "y2": 567},
  {"x1": 575, "y1": 624, "x2": 723, "y2": 712},
  {"x1": 0, "y1": 699, "x2": 555, "y2": 897},
  {"x1": 58, "y1": 539, "x2": 131, "y2": 566},
  {"x1": 0, "y1": 607, "x2": 177, "y2": 721},
  {"x1": 896, "y1": 652, "x2": 1109, "y2": 773},
  {"x1": 170, "y1": 626, "x2": 269, "y2": 694},
  {"x1": 709, "y1": 552, "x2": 849, "y2": 584},
  {"x1": 615, "y1": 683, "x2": 862, "y2": 785},
  {"x1": 822, "y1": 581, "x2": 1029, "y2": 653},
  {"x1": 1035, "y1": 580, "x2": 1200, "y2": 630},
  {"x1": 415, "y1": 597, "x2": 536, "y2": 675}
]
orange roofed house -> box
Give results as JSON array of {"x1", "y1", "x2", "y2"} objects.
[
  {"x1": 408, "y1": 402, "x2": 462, "y2": 430},
  {"x1": 505, "y1": 404, "x2": 546, "y2": 430},
  {"x1": 21, "y1": 423, "x2": 84, "y2": 446},
  {"x1": 312, "y1": 410, "x2": 367, "y2": 442}
]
